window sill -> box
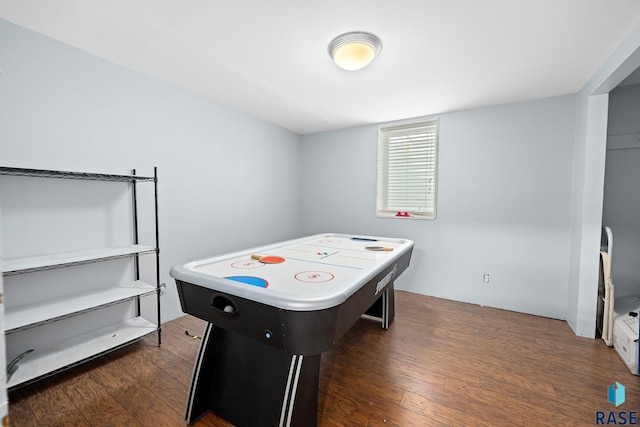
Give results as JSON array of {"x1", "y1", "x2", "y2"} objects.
[{"x1": 376, "y1": 212, "x2": 435, "y2": 220}]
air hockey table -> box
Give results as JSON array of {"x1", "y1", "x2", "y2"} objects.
[{"x1": 170, "y1": 233, "x2": 414, "y2": 426}]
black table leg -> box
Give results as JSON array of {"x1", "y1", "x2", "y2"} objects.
[
  {"x1": 364, "y1": 282, "x2": 396, "y2": 329},
  {"x1": 186, "y1": 324, "x2": 320, "y2": 426}
]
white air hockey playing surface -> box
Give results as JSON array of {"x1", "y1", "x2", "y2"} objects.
[{"x1": 170, "y1": 233, "x2": 414, "y2": 311}]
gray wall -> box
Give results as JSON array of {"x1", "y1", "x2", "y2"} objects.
[
  {"x1": 0, "y1": 19, "x2": 303, "y2": 322},
  {"x1": 5, "y1": 15, "x2": 639, "y2": 332},
  {"x1": 603, "y1": 83, "x2": 640, "y2": 299},
  {"x1": 301, "y1": 96, "x2": 577, "y2": 319}
]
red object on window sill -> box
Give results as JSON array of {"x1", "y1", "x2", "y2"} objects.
[{"x1": 395, "y1": 211, "x2": 410, "y2": 217}]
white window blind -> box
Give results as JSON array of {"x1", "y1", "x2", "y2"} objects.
[{"x1": 376, "y1": 117, "x2": 438, "y2": 219}]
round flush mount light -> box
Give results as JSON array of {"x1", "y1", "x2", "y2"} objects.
[{"x1": 328, "y1": 31, "x2": 382, "y2": 71}]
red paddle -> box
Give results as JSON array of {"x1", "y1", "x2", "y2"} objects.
[{"x1": 251, "y1": 254, "x2": 285, "y2": 264}]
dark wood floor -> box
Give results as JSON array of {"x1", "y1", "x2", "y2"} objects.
[{"x1": 9, "y1": 291, "x2": 640, "y2": 426}]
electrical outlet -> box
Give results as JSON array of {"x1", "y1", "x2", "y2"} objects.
[{"x1": 483, "y1": 274, "x2": 490, "y2": 283}]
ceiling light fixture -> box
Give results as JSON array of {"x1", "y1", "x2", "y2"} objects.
[{"x1": 328, "y1": 31, "x2": 382, "y2": 71}]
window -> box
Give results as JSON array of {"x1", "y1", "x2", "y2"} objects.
[{"x1": 376, "y1": 117, "x2": 438, "y2": 219}]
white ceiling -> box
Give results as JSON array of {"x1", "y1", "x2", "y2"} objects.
[{"x1": 2, "y1": 1, "x2": 640, "y2": 135}]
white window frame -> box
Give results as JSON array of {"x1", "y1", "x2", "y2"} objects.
[{"x1": 376, "y1": 116, "x2": 439, "y2": 220}]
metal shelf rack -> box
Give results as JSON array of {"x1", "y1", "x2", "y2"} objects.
[{"x1": 0, "y1": 166, "x2": 161, "y2": 390}]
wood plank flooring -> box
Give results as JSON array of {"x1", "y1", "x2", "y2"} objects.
[{"x1": 8, "y1": 290, "x2": 640, "y2": 426}]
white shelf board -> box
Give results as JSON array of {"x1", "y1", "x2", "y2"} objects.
[
  {"x1": 6, "y1": 317, "x2": 157, "y2": 389},
  {"x1": 1, "y1": 245, "x2": 156, "y2": 274},
  {"x1": 5, "y1": 281, "x2": 157, "y2": 332}
]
